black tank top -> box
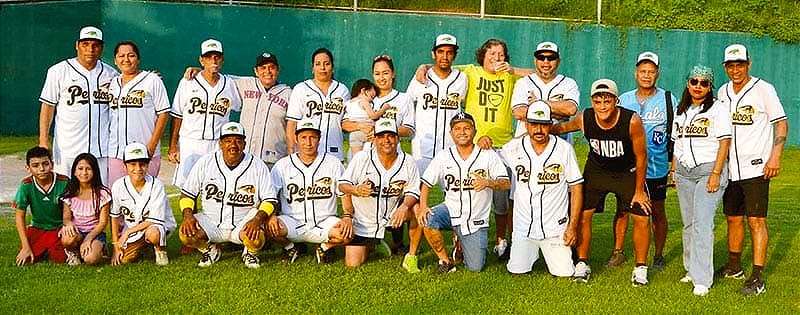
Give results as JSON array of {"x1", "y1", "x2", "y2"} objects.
[{"x1": 583, "y1": 108, "x2": 636, "y2": 172}]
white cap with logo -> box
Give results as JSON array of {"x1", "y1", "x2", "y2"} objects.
[
  {"x1": 636, "y1": 51, "x2": 659, "y2": 67},
  {"x1": 201, "y1": 39, "x2": 223, "y2": 55},
  {"x1": 433, "y1": 34, "x2": 459, "y2": 50},
  {"x1": 374, "y1": 118, "x2": 398, "y2": 135},
  {"x1": 590, "y1": 79, "x2": 619, "y2": 97},
  {"x1": 79, "y1": 26, "x2": 103, "y2": 42},
  {"x1": 723, "y1": 44, "x2": 748, "y2": 63},
  {"x1": 295, "y1": 118, "x2": 320, "y2": 135},
  {"x1": 534, "y1": 41, "x2": 559, "y2": 56},
  {"x1": 123, "y1": 142, "x2": 150, "y2": 162},
  {"x1": 526, "y1": 100, "x2": 553, "y2": 124},
  {"x1": 220, "y1": 122, "x2": 245, "y2": 138}
]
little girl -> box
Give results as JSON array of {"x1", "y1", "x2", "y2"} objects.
[
  {"x1": 344, "y1": 79, "x2": 390, "y2": 155},
  {"x1": 61, "y1": 153, "x2": 111, "y2": 266}
]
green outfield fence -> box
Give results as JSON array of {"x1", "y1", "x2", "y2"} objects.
[{"x1": 1, "y1": 0, "x2": 798, "y2": 144}]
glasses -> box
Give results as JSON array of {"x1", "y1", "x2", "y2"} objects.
[
  {"x1": 373, "y1": 55, "x2": 392, "y2": 61},
  {"x1": 689, "y1": 78, "x2": 710, "y2": 88},
  {"x1": 535, "y1": 54, "x2": 558, "y2": 61}
]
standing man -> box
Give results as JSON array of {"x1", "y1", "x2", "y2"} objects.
[
  {"x1": 716, "y1": 44, "x2": 787, "y2": 296},
  {"x1": 169, "y1": 39, "x2": 242, "y2": 187},
  {"x1": 415, "y1": 112, "x2": 510, "y2": 273},
  {"x1": 552, "y1": 79, "x2": 652, "y2": 286},
  {"x1": 266, "y1": 118, "x2": 352, "y2": 264},
  {"x1": 502, "y1": 101, "x2": 583, "y2": 278},
  {"x1": 608, "y1": 52, "x2": 677, "y2": 270},
  {"x1": 178, "y1": 122, "x2": 273, "y2": 268},
  {"x1": 39, "y1": 26, "x2": 117, "y2": 184}
]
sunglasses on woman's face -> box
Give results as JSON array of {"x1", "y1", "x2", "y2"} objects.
[{"x1": 689, "y1": 78, "x2": 710, "y2": 88}]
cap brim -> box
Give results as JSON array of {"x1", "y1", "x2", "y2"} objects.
[
  {"x1": 434, "y1": 44, "x2": 459, "y2": 50},
  {"x1": 526, "y1": 119, "x2": 552, "y2": 124},
  {"x1": 723, "y1": 58, "x2": 748, "y2": 64},
  {"x1": 535, "y1": 50, "x2": 559, "y2": 56},
  {"x1": 124, "y1": 157, "x2": 151, "y2": 163},
  {"x1": 295, "y1": 128, "x2": 320, "y2": 135},
  {"x1": 374, "y1": 130, "x2": 398, "y2": 136},
  {"x1": 202, "y1": 50, "x2": 223, "y2": 57}
]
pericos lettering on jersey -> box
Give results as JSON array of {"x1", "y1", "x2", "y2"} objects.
[
  {"x1": 537, "y1": 163, "x2": 563, "y2": 184},
  {"x1": 443, "y1": 169, "x2": 488, "y2": 192},
  {"x1": 678, "y1": 118, "x2": 710, "y2": 138},
  {"x1": 590, "y1": 139, "x2": 625, "y2": 158},
  {"x1": 112, "y1": 90, "x2": 146, "y2": 109},
  {"x1": 67, "y1": 86, "x2": 90, "y2": 106},
  {"x1": 305, "y1": 98, "x2": 344, "y2": 117},
  {"x1": 515, "y1": 165, "x2": 531, "y2": 183},
  {"x1": 93, "y1": 83, "x2": 113, "y2": 105},
  {"x1": 188, "y1": 97, "x2": 231, "y2": 116},
  {"x1": 286, "y1": 177, "x2": 334, "y2": 203},
  {"x1": 381, "y1": 105, "x2": 398, "y2": 120},
  {"x1": 732, "y1": 105, "x2": 755, "y2": 125},
  {"x1": 421, "y1": 93, "x2": 461, "y2": 110}
]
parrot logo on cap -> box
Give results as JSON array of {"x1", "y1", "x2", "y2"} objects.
[
  {"x1": 208, "y1": 43, "x2": 218, "y2": 48},
  {"x1": 131, "y1": 148, "x2": 143, "y2": 155},
  {"x1": 226, "y1": 125, "x2": 239, "y2": 132}
]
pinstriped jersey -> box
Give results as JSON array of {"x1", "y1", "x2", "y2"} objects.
[
  {"x1": 421, "y1": 146, "x2": 508, "y2": 235},
  {"x1": 109, "y1": 71, "x2": 171, "y2": 159},
  {"x1": 501, "y1": 135, "x2": 583, "y2": 240},
  {"x1": 406, "y1": 69, "x2": 467, "y2": 160},
  {"x1": 39, "y1": 58, "x2": 118, "y2": 159},
  {"x1": 339, "y1": 149, "x2": 421, "y2": 238},
  {"x1": 181, "y1": 152, "x2": 274, "y2": 230},
  {"x1": 110, "y1": 174, "x2": 177, "y2": 244},
  {"x1": 170, "y1": 74, "x2": 242, "y2": 141},
  {"x1": 286, "y1": 79, "x2": 350, "y2": 160},
  {"x1": 511, "y1": 74, "x2": 579, "y2": 138},
  {"x1": 235, "y1": 78, "x2": 291, "y2": 164},
  {"x1": 268, "y1": 153, "x2": 343, "y2": 227}
]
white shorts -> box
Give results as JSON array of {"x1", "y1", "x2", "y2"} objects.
[
  {"x1": 195, "y1": 209, "x2": 259, "y2": 244},
  {"x1": 280, "y1": 215, "x2": 340, "y2": 244},
  {"x1": 506, "y1": 232, "x2": 574, "y2": 277},
  {"x1": 54, "y1": 156, "x2": 109, "y2": 187},
  {"x1": 122, "y1": 223, "x2": 173, "y2": 248},
  {"x1": 173, "y1": 138, "x2": 218, "y2": 187}
]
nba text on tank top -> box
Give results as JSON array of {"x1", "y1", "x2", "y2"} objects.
[{"x1": 583, "y1": 108, "x2": 636, "y2": 172}]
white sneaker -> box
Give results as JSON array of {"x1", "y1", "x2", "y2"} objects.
[
  {"x1": 241, "y1": 249, "x2": 260, "y2": 269},
  {"x1": 632, "y1": 265, "x2": 649, "y2": 287},
  {"x1": 679, "y1": 274, "x2": 693, "y2": 283},
  {"x1": 693, "y1": 285, "x2": 709, "y2": 296},
  {"x1": 155, "y1": 249, "x2": 169, "y2": 266},
  {"x1": 65, "y1": 249, "x2": 81, "y2": 266},
  {"x1": 493, "y1": 239, "x2": 508, "y2": 257},
  {"x1": 198, "y1": 244, "x2": 221, "y2": 267},
  {"x1": 572, "y1": 261, "x2": 591, "y2": 283}
]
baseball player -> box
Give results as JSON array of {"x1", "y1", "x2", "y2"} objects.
[
  {"x1": 266, "y1": 118, "x2": 352, "y2": 264},
  {"x1": 38, "y1": 26, "x2": 118, "y2": 185},
  {"x1": 168, "y1": 39, "x2": 242, "y2": 187},
  {"x1": 406, "y1": 34, "x2": 467, "y2": 174},
  {"x1": 286, "y1": 48, "x2": 350, "y2": 161},
  {"x1": 338, "y1": 118, "x2": 421, "y2": 268},
  {"x1": 501, "y1": 101, "x2": 583, "y2": 277},
  {"x1": 716, "y1": 44, "x2": 788, "y2": 296},
  {"x1": 414, "y1": 112, "x2": 510, "y2": 274},
  {"x1": 108, "y1": 41, "x2": 171, "y2": 185},
  {"x1": 110, "y1": 143, "x2": 177, "y2": 266},
  {"x1": 178, "y1": 122, "x2": 274, "y2": 268}
]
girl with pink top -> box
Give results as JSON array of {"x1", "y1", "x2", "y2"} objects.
[{"x1": 60, "y1": 153, "x2": 111, "y2": 266}]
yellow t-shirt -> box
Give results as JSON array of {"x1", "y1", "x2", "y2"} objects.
[{"x1": 456, "y1": 64, "x2": 519, "y2": 147}]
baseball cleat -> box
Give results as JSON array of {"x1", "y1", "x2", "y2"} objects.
[
  {"x1": 632, "y1": 265, "x2": 649, "y2": 287},
  {"x1": 242, "y1": 250, "x2": 260, "y2": 269},
  {"x1": 198, "y1": 244, "x2": 220, "y2": 267}
]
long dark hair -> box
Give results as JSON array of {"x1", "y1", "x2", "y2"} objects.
[
  {"x1": 676, "y1": 83, "x2": 715, "y2": 116},
  {"x1": 61, "y1": 153, "x2": 110, "y2": 216}
]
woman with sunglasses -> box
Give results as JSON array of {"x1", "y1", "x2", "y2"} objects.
[{"x1": 672, "y1": 65, "x2": 732, "y2": 296}]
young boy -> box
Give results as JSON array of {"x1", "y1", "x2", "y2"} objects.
[
  {"x1": 110, "y1": 143, "x2": 177, "y2": 266},
  {"x1": 13, "y1": 146, "x2": 70, "y2": 265}
]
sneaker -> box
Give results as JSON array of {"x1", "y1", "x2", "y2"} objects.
[
  {"x1": 65, "y1": 249, "x2": 81, "y2": 266},
  {"x1": 315, "y1": 244, "x2": 334, "y2": 264},
  {"x1": 740, "y1": 275, "x2": 766, "y2": 296},
  {"x1": 198, "y1": 244, "x2": 220, "y2": 267},
  {"x1": 693, "y1": 285, "x2": 709, "y2": 296},
  {"x1": 715, "y1": 262, "x2": 745, "y2": 279},
  {"x1": 375, "y1": 240, "x2": 392, "y2": 258},
  {"x1": 605, "y1": 249, "x2": 626, "y2": 267},
  {"x1": 652, "y1": 255, "x2": 666, "y2": 270},
  {"x1": 242, "y1": 250, "x2": 260, "y2": 269},
  {"x1": 572, "y1": 261, "x2": 591, "y2": 283},
  {"x1": 632, "y1": 265, "x2": 649, "y2": 287},
  {"x1": 435, "y1": 261, "x2": 456, "y2": 274},
  {"x1": 679, "y1": 274, "x2": 693, "y2": 284},
  {"x1": 493, "y1": 239, "x2": 509, "y2": 260},
  {"x1": 155, "y1": 249, "x2": 169, "y2": 266},
  {"x1": 281, "y1": 246, "x2": 300, "y2": 264},
  {"x1": 402, "y1": 254, "x2": 421, "y2": 273}
]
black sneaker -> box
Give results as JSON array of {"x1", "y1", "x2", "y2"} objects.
[
  {"x1": 740, "y1": 275, "x2": 766, "y2": 296},
  {"x1": 281, "y1": 246, "x2": 300, "y2": 264},
  {"x1": 435, "y1": 261, "x2": 456, "y2": 274},
  {"x1": 315, "y1": 244, "x2": 335, "y2": 264},
  {"x1": 605, "y1": 249, "x2": 626, "y2": 267},
  {"x1": 390, "y1": 242, "x2": 409, "y2": 256},
  {"x1": 652, "y1": 255, "x2": 666, "y2": 271},
  {"x1": 715, "y1": 262, "x2": 745, "y2": 279}
]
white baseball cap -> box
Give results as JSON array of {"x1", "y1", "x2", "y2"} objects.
[
  {"x1": 636, "y1": 51, "x2": 659, "y2": 67},
  {"x1": 590, "y1": 79, "x2": 619, "y2": 97},
  {"x1": 78, "y1": 26, "x2": 103, "y2": 42},
  {"x1": 295, "y1": 118, "x2": 320, "y2": 135},
  {"x1": 374, "y1": 118, "x2": 398, "y2": 136},
  {"x1": 123, "y1": 143, "x2": 149, "y2": 162},
  {"x1": 201, "y1": 39, "x2": 223, "y2": 55},
  {"x1": 526, "y1": 101, "x2": 552, "y2": 124},
  {"x1": 534, "y1": 41, "x2": 559, "y2": 56},
  {"x1": 433, "y1": 34, "x2": 459, "y2": 50},
  {"x1": 723, "y1": 44, "x2": 749, "y2": 63},
  {"x1": 220, "y1": 122, "x2": 245, "y2": 138}
]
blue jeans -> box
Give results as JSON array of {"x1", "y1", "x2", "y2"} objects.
[
  {"x1": 427, "y1": 204, "x2": 488, "y2": 272},
  {"x1": 675, "y1": 162, "x2": 728, "y2": 288}
]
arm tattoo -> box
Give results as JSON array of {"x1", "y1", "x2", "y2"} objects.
[{"x1": 775, "y1": 136, "x2": 787, "y2": 146}]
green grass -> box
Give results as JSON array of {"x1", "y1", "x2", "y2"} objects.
[{"x1": 1, "y1": 145, "x2": 799, "y2": 312}]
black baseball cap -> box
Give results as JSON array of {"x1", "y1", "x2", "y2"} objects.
[
  {"x1": 450, "y1": 112, "x2": 475, "y2": 128},
  {"x1": 255, "y1": 52, "x2": 279, "y2": 67}
]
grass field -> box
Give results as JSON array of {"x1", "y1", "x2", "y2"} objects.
[{"x1": 0, "y1": 137, "x2": 798, "y2": 313}]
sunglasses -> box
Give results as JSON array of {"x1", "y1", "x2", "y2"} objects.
[
  {"x1": 535, "y1": 54, "x2": 558, "y2": 61},
  {"x1": 373, "y1": 54, "x2": 392, "y2": 61},
  {"x1": 689, "y1": 78, "x2": 710, "y2": 88}
]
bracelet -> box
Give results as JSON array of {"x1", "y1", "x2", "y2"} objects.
[{"x1": 342, "y1": 213, "x2": 354, "y2": 218}]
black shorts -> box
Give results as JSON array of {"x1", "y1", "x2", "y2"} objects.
[
  {"x1": 723, "y1": 177, "x2": 769, "y2": 218},
  {"x1": 646, "y1": 176, "x2": 668, "y2": 201},
  {"x1": 583, "y1": 163, "x2": 648, "y2": 216},
  {"x1": 349, "y1": 235, "x2": 382, "y2": 246}
]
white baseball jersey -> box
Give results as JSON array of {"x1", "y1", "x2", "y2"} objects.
[
  {"x1": 170, "y1": 74, "x2": 242, "y2": 141},
  {"x1": 108, "y1": 71, "x2": 171, "y2": 159},
  {"x1": 406, "y1": 69, "x2": 467, "y2": 160},
  {"x1": 38, "y1": 58, "x2": 118, "y2": 161},
  {"x1": 268, "y1": 153, "x2": 343, "y2": 227},
  {"x1": 235, "y1": 77, "x2": 291, "y2": 165},
  {"x1": 672, "y1": 101, "x2": 732, "y2": 168},
  {"x1": 286, "y1": 79, "x2": 350, "y2": 160},
  {"x1": 511, "y1": 74, "x2": 579, "y2": 137},
  {"x1": 501, "y1": 135, "x2": 583, "y2": 240},
  {"x1": 181, "y1": 152, "x2": 274, "y2": 230},
  {"x1": 340, "y1": 149, "x2": 421, "y2": 238},
  {"x1": 345, "y1": 89, "x2": 416, "y2": 152},
  {"x1": 718, "y1": 77, "x2": 787, "y2": 181},
  {"x1": 421, "y1": 145, "x2": 508, "y2": 235},
  {"x1": 110, "y1": 174, "x2": 177, "y2": 243}
]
